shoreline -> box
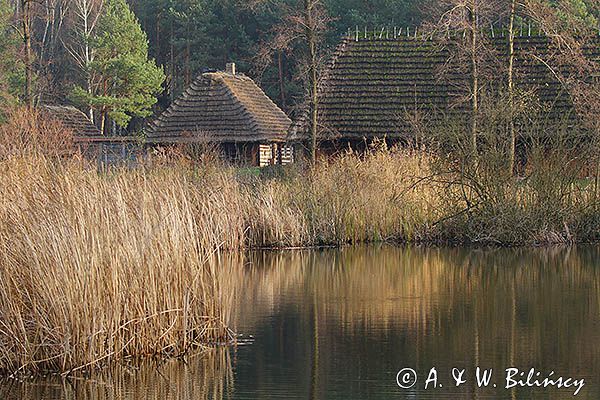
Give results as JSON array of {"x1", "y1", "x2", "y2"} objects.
[{"x1": 1, "y1": 144, "x2": 600, "y2": 375}]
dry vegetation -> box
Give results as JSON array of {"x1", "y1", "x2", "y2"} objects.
[
  {"x1": 0, "y1": 108, "x2": 600, "y2": 375},
  {"x1": 0, "y1": 155, "x2": 241, "y2": 375}
]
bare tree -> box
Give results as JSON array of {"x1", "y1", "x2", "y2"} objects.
[
  {"x1": 36, "y1": 0, "x2": 70, "y2": 104},
  {"x1": 12, "y1": 0, "x2": 74, "y2": 106},
  {"x1": 521, "y1": 0, "x2": 600, "y2": 190},
  {"x1": 18, "y1": 0, "x2": 34, "y2": 107},
  {"x1": 303, "y1": 0, "x2": 321, "y2": 165},
  {"x1": 64, "y1": 0, "x2": 103, "y2": 122},
  {"x1": 468, "y1": 0, "x2": 479, "y2": 153},
  {"x1": 251, "y1": 0, "x2": 329, "y2": 165},
  {"x1": 507, "y1": 0, "x2": 517, "y2": 173},
  {"x1": 423, "y1": 0, "x2": 504, "y2": 155}
]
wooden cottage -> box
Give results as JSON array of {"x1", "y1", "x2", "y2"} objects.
[
  {"x1": 42, "y1": 105, "x2": 101, "y2": 137},
  {"x1": 290, "y1": 34, "x2": 600, "y2": 154},
  {"x1": 147, "y1": 64, "x2": 293, "y2": 167},
  {"x1": 42, "y1": 105, "x2": 143, "y2": 166}
]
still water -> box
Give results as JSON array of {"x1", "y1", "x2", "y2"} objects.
[{"x1": 3, "y1": 246, "x2": 600, "y2": 399}]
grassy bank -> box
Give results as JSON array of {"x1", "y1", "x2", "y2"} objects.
[{"x1": 1, "y1": 109, "x2": 600, "y2": 375}]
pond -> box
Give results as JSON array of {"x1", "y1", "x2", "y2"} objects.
[{"x1": 3, "y1": 246, "x2": 600, "y2": 399}]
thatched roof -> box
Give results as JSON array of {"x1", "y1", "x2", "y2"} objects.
[
  {"x1": 147, "y1": 70, "x2": 291, "y2": 144},
  {"x1": 291, "y1": 35, "x2": 600, "y2": 141},
  {"x1": 41, "y1": 105, "x2": 101, "y2": 138}
]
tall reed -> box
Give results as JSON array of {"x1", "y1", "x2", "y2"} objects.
[
  {"x1": 0, "y1": 157, "x2": 240, "y2": 374},
  {"x1": 2, "y1": 106, "x2": 600, "y2": 375}
]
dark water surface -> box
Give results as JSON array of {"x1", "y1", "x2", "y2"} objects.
[{"x1": 3, "y1": 246, "x2": 600, "y2": 399}]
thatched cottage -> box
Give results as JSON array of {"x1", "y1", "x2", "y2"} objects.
[
  {"x1": 42, "y1": 105, "x2": 142, "y2": 166},
  {"x1": 147, "y1": 64, "x2": 293, "y2": 167},
  {"x1": 42, "y1": 105, "x2": 101, "y2": 137},
  {"x1": 290, "y1": 34, "x2": 600, "y2": 154}
]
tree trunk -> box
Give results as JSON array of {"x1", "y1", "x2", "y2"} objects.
[
  {"x1": 170, "y1": 19, "x2": 175, "y2": 101},
  {"x1": 22, "y1": 0, "x2": 34, "y2": 108},
  {"x1": 278, "y1": 51, "x2": 287, "y2": 109},
  {"x1": 470, "y1": 0, "x2": 478, "y2": 155},
  {"x1": 595, "y1": 160, "x2": 599, "y2": 205},
  {"x1": 304, "y1": 0, "x2": 319, "y2": 166},
  {"x1": 73, "y1": 0, "x2": 100, "y2": 123},
  {"x1": 508, "y1": 0, "x2": 517, "y2": 174},
  {"x1": 100, "y1": 108, "x2": 106, "y2": 135},
  {"x1": 86, "y1": 78, "x2": 94, "y2": 123},
  {"x1": 156, "y1": 12, "x2": 161, "y2": 73},
  {"x1": 83, "y1": 0, "x2": 94, "y2": 122},
  {"x1": 185, "y1": 22, "x2": 191, "y2": 87}
]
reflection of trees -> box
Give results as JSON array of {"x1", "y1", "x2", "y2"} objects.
[
  {"x1": 235, "y1": 247, "x2": 476, "y2": 336},
  {"x1": 6, "y1": 247, "x2": 600, "y2": 399},
  {"x1": 234, "y1": 246, "x2": 600, "y2": 398}
]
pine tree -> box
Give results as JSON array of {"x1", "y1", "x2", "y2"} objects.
[
  {"x1": 72, "y1": 0, "x2": 165, "y2": 133},
  {"x1": 549, "y1": 0, "x2": 598, "y2": 29}
]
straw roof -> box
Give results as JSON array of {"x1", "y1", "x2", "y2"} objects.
[
  {"x1": 147, "y1": 71, "x2": 291, "y2": 144},
  {"x1": 291, "y1": 35, "x2": 600, "y2": 141},
  {"x1": 41, "y1": 105, "x2": 101, "y2": 138}
]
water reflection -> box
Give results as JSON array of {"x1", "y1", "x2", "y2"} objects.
[
  {"x1": 3, "y1": 246, "x2": 600, "y2": 399},
  {"x1": 1, "y1": 350, "x2": 233, "y2": 400},
  {"x1": 233, "y1": 246, "x2": 600, "y2": 399}
]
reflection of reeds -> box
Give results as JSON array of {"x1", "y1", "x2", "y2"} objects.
[
  {"x1": 3, "y1": 348, "x2": 234, "y2": 400},
  {"x1": 234, "y1": 248, "x2": 456, "y2": 334}
]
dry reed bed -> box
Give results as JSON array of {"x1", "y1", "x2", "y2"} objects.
[
  {"x1": 0, "y1": 158, "x2": 241, "y2": 375},
  {"x1": 0, "y1": 148, "x2": 439, "y2": 375},
  {"x1": 245, "y1": 148, "x2": 440, "y2": 247},
  {"x1": 1, "y1": 107, "x2": 599, "y2": 375}
]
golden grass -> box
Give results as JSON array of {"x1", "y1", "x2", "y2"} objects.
[
  {"x1": 243, "y1": 147, "x2": 441, "y2": 247},
  {"x1": 1, "y1": 108, "x2": 600, "y2": 375},
  {"x1": 0, "y1": 141, "x2": 441, "y2": 375},
  {"x1": 0, "y1": 157, "x2": 241, "y2": 375}
]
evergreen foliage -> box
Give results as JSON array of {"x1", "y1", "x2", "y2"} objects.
[
  {"x1": 131, "y1": 0, "x2": 423, "y2": 111},
  {"x1": 72, "y1": 0, "x2": 165, "y2": 129},
  {"x1": 549, "y1": 0, "x2": 598, "y2": 29},
  {"x1": 0, "y1": 0, "x2": 24, "y2": 105}
]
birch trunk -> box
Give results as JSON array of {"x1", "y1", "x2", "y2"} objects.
[
  {"x1": 304, "y1": 0, "x2": 319, "y2": 166},
  {"x1": 72, "y1": 0, "x2": 103, "y2": 123},
  {"x1": 508, "y1": 0, "x2": 517, "y2": 174}
]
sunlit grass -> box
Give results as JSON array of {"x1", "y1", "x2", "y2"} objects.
[{"x1": 1, "y1": 107, "x2": 600, "y2": 375}]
